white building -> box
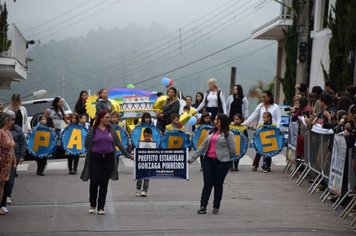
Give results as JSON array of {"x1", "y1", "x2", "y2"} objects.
[
  {"x1": 0, "y1": 24, "x2": 28, "y2": 89},
  {"x1": 251, "y1": 0, "x2": 335, "y2": 104}
]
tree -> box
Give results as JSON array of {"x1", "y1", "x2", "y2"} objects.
[
  {"x1": 0, "y1": 2, "x2": 11, "y2": 53},
  {"x1": 281, "y1": 0, "x2": 298, "y2": 105},
  {"x1": 326, "y1": 0, "x2": 356, "y2": 91}
]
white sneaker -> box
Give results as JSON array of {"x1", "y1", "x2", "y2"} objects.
[
  {"x1": 1, "y1": 207, "x2": 9, "y2": 214},
  {"x1": 6, "y1": 197, "x2": 12, "y2": 204},
  {"x1": 136, "y1": 190, "x2": 141, "y2": 197},
  {"x1": 141, "y1": 191, "x2": 147, "y2": 197}
]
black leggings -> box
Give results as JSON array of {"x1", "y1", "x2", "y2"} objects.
[
  {"x1": 89, "y1": 152, "x2": 114, "y2": 210},
  {"x1": 200, "y1": 157, "x2": 230, "y2": 209}
]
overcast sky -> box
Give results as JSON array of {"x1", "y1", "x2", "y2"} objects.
[{"x1": 3, "y1": 0, "x2": 275, "y2": 42}]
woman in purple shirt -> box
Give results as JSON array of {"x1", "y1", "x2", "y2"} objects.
[{"x1": 81, "y1": 110, "x2": 131, "y2": 215}]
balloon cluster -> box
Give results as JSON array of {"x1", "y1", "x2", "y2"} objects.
[{"x1": 161, "y1": 77, "x2": 173, "y2": 87}]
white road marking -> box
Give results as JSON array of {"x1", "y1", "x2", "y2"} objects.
[
  {"x1": 121, "y1": 158, "x2": 134, "y2": 168},
  {"x1": 272, "y1": 154, "x2": 287, "y2": 166},
  {"x1": 47, "y1": 161, "x2": 67, "y2": 170},
  {"x1": 17, "y1": 163, "x2": 29, "y2": 171},
  {"x1": 239, "y1": 155, "x2": 253, "y2": 165}
]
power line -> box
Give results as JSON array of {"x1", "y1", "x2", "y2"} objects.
[
  {"x1": 23, "y1": 0, "x2": 91, "y2": 33},
  {"x1": 27, "y1": 0, "x2": 114, "y2": 38},
  {"x1": 145, "y1": 42, "x2": 276, "y2": 92},
  {"x1": 113, "y1": 0, "x2": 260, "y2": 82},
  {"x1": 133, "y1": 36, "x2": 251, "y2": 86},
  {"x1": 63, "y1": 0, "x2": 259, "y2": 87}
]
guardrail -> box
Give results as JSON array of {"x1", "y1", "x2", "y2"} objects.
[{"x1": 284, "y1": 119, "x2": 356, "y2": 228}]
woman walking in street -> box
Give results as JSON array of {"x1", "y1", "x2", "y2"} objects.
[
  {"x1": 242, "y1": 90, "x2": 281, "y2": 171},
  {"x1": 226, "y1": 84, "x2": 249, "y2": 123},
  {"x1": 189, "y1": 114, "x2": 236, "y2": 214},
  {"x1": 80, "y1": 110, "x2": 132, "y2": 215},
  {"x1": 4, "y1": 94, "x2": 31, "y2": 135},
  {"x1": 0, "y1": 112, "x2": 16, "y2": 215},
  {"x1": 196, "y1": 78, "x2": 226, "y2": 120}
]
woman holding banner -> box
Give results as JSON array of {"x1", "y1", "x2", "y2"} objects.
[
  {"x1": 242, "y1": 90, "x2": 281, "y2": 172},
  {"x1": 80, "y1": 110, "x2": 132, "y2": 215},
  {"x1": 189, "y1": 114, "x2": 236, "y2": 214}
]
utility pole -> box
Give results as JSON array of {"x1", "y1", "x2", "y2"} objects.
[
  {"x1": 295, "y1": 0, "x2": 310, "y2": 88},
  {"x1": 230, "y1": 67, "x2": 236, "y2": 95}
]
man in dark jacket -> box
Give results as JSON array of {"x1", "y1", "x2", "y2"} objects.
[{"x1": 0, "y1": 110, "x2": 26, "y2": 213}]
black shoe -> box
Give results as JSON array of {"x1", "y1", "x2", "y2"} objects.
[
  {"x1": 37, "y1": 172, "x2": 45, "y2": 176},
  {"x1": 197, "y1": 206, "x2": 206, "y2": 214},
  {"x1": 73, "y1": 169, "x2": 77, "y2": 175},
  {"x1": 212, "y1": 208, "x2": 219, "y2": 214},
  {"x1": 229, "y1": 167, "x2": 234, "y2": 172},
  {"x1": 235, "y1": 168, "x2": 239, "y2": 171},
  {"x1": 69, "y1": 169, "x2": 73, "y2": 175}
]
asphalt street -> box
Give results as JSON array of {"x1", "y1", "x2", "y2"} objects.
[{"x1": 0, "y1": 149, "x2": 355, "y2": 236}]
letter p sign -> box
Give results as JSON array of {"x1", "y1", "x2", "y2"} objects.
[
  {"x1": 168, "y1": 136, "x2": 183, "y2": 148},
  {"x1": 33, "y1": 131, "x2": 50, "y2": 152}
]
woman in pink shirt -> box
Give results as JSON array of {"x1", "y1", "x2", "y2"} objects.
[{"x1": 189, "y1": 114, "x2": 236, "y2": 214}]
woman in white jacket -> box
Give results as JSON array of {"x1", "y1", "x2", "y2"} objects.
[
  {"x1": 226, "y1": 84, "x2": 249, "y2": 123},
  {"x1": 4, "y1": 94, "x2": 31, "y2": 135},
  {"x1": 242, "y1": 90, "x2": 281, "y2": 172}
]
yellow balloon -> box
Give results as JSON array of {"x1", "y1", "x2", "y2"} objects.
[
  {"x1": 179, "y1": 112, "x2": 191, "y2": 125},
  {"x1": 153, "y1": 95, "x2": 168, "y2": 111}
]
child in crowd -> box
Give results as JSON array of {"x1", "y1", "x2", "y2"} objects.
[
  {"x1": 165, "y1": 113, "x2": 183, "y2": 131},
  {"x1": 78, "y1": 113, "x2": 89, "y2": 130},
  {"x1": 183, "y1": 105, "x2": 193, "y2": 134},
  {"x1": 141, "y1": 112, "x2": 153, "y2": 126},
  {"x1": 136, "y1": 127, "x2": 153, "y2": 197},
  {"x1": 110, "y1": 110, "x2": 131, "y2": 159},
  {"x1": 35, "y1": 115, "x2": 54, "y2": 176},
  {"x1": 198, "y1": 112, "x2": 213, "y2": 126},
  {"x1": 197, "y1": 112, "x2": 213, "y2": 171},
  {"x1": 229, "y1": 113, "x2": 248, "y2": 171},
  {"x1": 252, "y1": 112, "x2": 273, "y2": 173},
  {"x1": 66, "y1": 113, "x2": 81, "y2": 175}
]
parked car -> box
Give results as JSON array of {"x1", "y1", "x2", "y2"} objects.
[
  {"x1": 22, "y1": 98, "x2": 72, "y2": 160},
  {"x1": 22, "y1": 98, "x2": 72, "y2": 129}
]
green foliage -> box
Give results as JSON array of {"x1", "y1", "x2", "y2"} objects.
[
  {"x1": 281, "y1": 0, "x2": 298, "y2": 105},
  {"x1": 0, "y1": 3, "x2": 11, "y2": 53},
  {"x1": 327, "y1": 0, "x2": 356, "y2": 90}
]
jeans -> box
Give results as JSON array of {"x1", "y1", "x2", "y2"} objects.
[
  {"x1": 136, "y1": 179, "x2": 150, "y2": 191},
  {"x1": 200, "y1": 157, "x2": 230, "y2": 209},
  {"x1": 89, "y1": 152, "x2": 114, "y2": 210},
  {"x1": 0, "y1": 169, "x2": 15, "y2": 207}
]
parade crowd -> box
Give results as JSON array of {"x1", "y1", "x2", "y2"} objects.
[{"x1": 0, "y1": 78, "x2": 355, "y2": 216}]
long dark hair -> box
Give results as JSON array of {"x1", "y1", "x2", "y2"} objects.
[
  {"x1": 141, "y1": 112, "x2": 152, "y2": 125},
  {"x1": 97, "y1": 88, "x2": 108, "y2": 100},
  {"x1": 210, "y1": 113, "x2": 230, "y2": 138},
  {"x1": 195, "y1": 92, "x2": 204, "y2": 104},
  {"x1": 234, "y1": 84, "x2": 244, "y2": 101},
  {"x1": 51, "y1": 97, "x2": 65, "y2": 118},
  {"x1": 94, "y1": 110, "x2": 109, "y2": 128},
  {"x1": 263, "y1": 90, "x2": 275, "y2": 105},
  {"x1": 74, "y1": 90, "x2": 88, "y2": 114}
]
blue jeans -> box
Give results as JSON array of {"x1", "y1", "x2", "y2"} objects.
[{"x1": 200, "y1": 157, "x2": 230, "y2": 209}]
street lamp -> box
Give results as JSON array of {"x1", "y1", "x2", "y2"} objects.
[
  {"x1": 22, "y1": 89, "x2": 47, "y2": 100},
  {"x1": 273, "y1": 0, "x2": 298, "y2": 22}
]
